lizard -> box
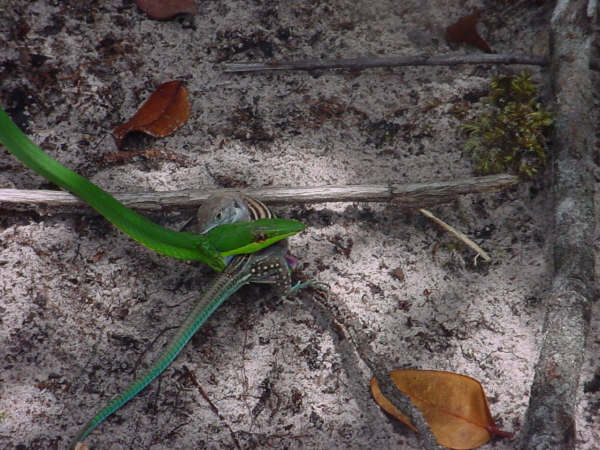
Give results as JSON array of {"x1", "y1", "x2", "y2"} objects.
[{"x1": 71, "y1": 192, "x2": 299, "y2": 448}]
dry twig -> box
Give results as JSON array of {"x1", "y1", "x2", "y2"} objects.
[
  {"x1": 221, "y1": 53, "x2": 548, "y2": 73},
  {"x1": 0, "y1": 174, "x2": 518, "y2": 212},
  {"x1": 419, "y1": 208, "x2": 491, "y2": 262},
  {"x1": 184, "y1": 366, "x2": 242, "y2": 450}
]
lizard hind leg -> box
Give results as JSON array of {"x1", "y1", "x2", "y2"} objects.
[{"x1": 283, "y1": 252, "x2": 329, "y2": 295}]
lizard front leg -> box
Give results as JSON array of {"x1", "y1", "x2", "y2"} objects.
[
  {"x1": 246, "y1": 242, "x2": 327, "y2": 296},
  {"x1": 247, "y1": 242, "x2": 292, "y2": 295}
]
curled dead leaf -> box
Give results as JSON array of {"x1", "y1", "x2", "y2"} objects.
[
  {"x1": 113, "y1": 80, "x2": 190, "y2": 148},
  {"x1": 446, "y1": 10, "x2": 493, "y2": 54},
  {"x1": 372, "y1": 369, "x2": 512, "y2": 449},
  {"x1": 135, "y1": 0, "x2": 197, "y2": 20}
]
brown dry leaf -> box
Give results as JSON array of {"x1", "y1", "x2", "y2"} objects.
[
  {"x1": 446, "y1": 10, "x2": 493, "y2": 53},
  {"x1": 135, "y1": 0, "x2": 197, "y2": 20},
  {"x1": 113, "y1": 80, "x2": 190, "y2": 148},
  {"x1": 389, "y1": 369, "x2": 512, "y2": 449},
  {"x1": 370, "y1": 377, "x2": 418, "y2": 431}
]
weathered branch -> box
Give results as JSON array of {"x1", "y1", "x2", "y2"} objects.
[
  {"x1": 521, "y1": 1, "x2": 597, "y2": 448},
  {"x1": 0, "y1": 174, "x2": 518, "y2": 212},
  {"x1": 221, "y1": 53, "x2": 548, "y2": 73},
  {"x1": 298, "y1": 291, "x2": 440, "y2": 449}
]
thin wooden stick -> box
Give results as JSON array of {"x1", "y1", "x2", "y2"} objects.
[
  {"x1": 419, "y1": 208, "x2": 491, "y2": 262},
  {"x1": 184, "y1": 366, "x2": 242, "y2": 450},
  {"x1": 221, "y1": 53, "x2": 549, "y2": 73},
  {"x1": 0, "y1": 174, "x2": 518, "y2": 211}
]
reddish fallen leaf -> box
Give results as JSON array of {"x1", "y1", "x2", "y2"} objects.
[
  {"x1": 446, "y1": 10, "x2": 493, "y2": 53},
  {"x1": 381, "y1": 369, "x2": 512, "y2": 449},
  {"x1": 370, "y1": 377, "x2": 417, "y2": 431},
  {"x1": 135, "y1": 0, "x2": 197, "y2": 20},
  {"x1": 113, "y1": 80, "x2": 190, "y2": 148}
]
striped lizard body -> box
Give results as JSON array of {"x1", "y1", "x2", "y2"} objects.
[{"x1": 71, "y1": 193, "x2": 292, "y2": 447}]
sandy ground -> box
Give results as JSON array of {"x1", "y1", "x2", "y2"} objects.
[{"x1": 0, "y1": 1, "x2": 598, "y2": 449}]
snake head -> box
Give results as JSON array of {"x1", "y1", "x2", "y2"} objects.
[{"x1": 196, "y1": 192, "x2": 250, "y2": 233}]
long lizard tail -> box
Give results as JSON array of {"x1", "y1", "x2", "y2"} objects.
[{"x1": 70, "y1": 263, "x2": 252, "y2": 448}]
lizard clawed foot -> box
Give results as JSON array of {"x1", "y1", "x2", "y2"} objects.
[{"x1": 290, "y1": 280, "x2": 330, "y2": 296}]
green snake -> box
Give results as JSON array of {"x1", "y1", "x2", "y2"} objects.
[{"x1": 0, "y1": 107, "x2": 304, "y2": 271}]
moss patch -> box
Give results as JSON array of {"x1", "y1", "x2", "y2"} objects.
[{"x1": 462, "y1": 72, "x2": 552, "y2": 179}]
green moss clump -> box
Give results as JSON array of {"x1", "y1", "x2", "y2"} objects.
[{"x1": 462, "y1": 72, "x2": 552, "y2": 178}]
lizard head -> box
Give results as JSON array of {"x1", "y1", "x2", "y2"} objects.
[{"x1": 195, "y1": 192, "x2": 251, "y2": 233}]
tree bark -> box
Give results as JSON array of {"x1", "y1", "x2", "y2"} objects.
[{"x1": 521, "y1": 1, "x2": 597, "y2": 448}]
